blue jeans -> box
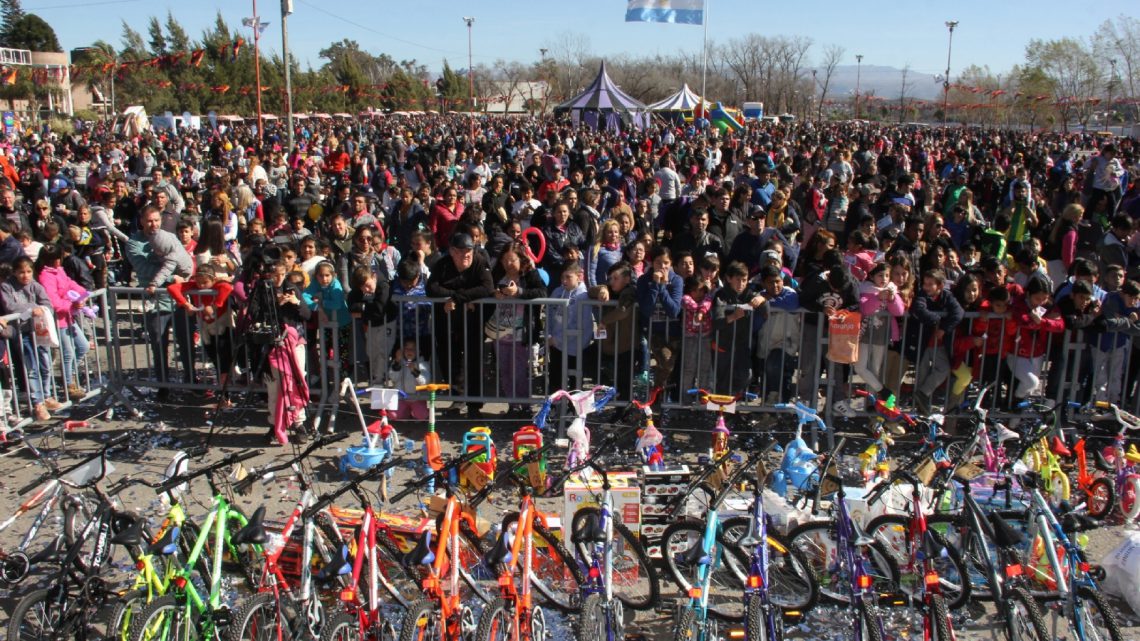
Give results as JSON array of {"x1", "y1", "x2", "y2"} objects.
[
  {"x1": 145, "y1": 309, "x2": 196, "y2": 385},
  {"x1": 59, "y1": 324, "x2": 90, "y2": 388},
  {"x1": 19, "y1": 335, "x2": 53, "y2": 405}
]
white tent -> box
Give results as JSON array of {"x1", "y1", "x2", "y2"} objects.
[{"x1": 647, "y1": 84, "x2": 704, "y2": 112}]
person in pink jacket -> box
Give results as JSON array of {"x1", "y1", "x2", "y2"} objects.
[
  {"x1": 852, "y1": 263, "x2": 906, "y2": 401},
  {"x1": 36, "y1": 244, "x2": 90, "y2": 399}
]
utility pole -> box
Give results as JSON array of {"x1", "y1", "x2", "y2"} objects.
[
  {"x1": 463, "y1": 16, "x2": 475, "y2": 145},
  {"x1": 855, "y1": 54, "x2": 863, "y2": 119},
  {"x1": 1108, "y1": 58, "x2": 1118, "y2": 129},
  {"x1": 281, "y1": 0, "x2": 294, "y2": 153},
  {"x1": 943, "y1": 20, "x2": 958, "y2": 127},
  {"x1": 245, "y1": 0, "x2": 266, "y2": 144}
]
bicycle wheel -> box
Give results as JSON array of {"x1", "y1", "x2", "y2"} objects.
[
  {"x1": 660, "y1": 519, "x2": 749, "y2": 621},
  {"x1": 1085, "y1": 478, "x2": 1115, "y2": 520},
  {"x1": 577, "y1": 593, "x2": 618, "y2": 641},
  {"x1": 62, "y1": 495, "x2": 113, "y2": 575},
  {"x1": 1072, "y1": 584, "x2": 1123, "y2": 641},
  {"x1": 473, "y1": 600, "x2": 511, "y2": 641},
  {"x1": 745, "y1": 593, "x2": 783, "y2": 641},
  {"x1": 787, "y1": 521, "x2": 899, "y2": 605},
  {"x1": 102, "y1": 588, "x2": 149, "y2": 641},
  {"x1": 128, "y1": 594, "x2": 203, "y2": 641},
  {"x1": 721, "y1": 516, "x2": 819, "y2": 613},
  {"x1": 229, "y1": 592, "x2": 303, "y2": 641},
  {"x1": 1122, "y1": 476, "x2": 1140, "y2": 521},
  {"x1": 8, "y1": 587, "x2": 72, "y2": 641},
  {"x1": 855, "y1": 600, "x2": 884, "y2": 641},
  {"x1": 501, "y1": 513, "x2": 585, "y2": 614},
  {"x1": 927, "y1": 593, "x2": 954, "y2": 641},
  {"x1": 864, "y1": 514, "x2": 970, "y2": 610},
  {"x1": 455, "y1": 518, "x2": 495, "y2": 606},
  {"x1": 376, "y1": 534, "x2": 428, "y2": 609},
  {"x1": 675, "y1": 605, "x2": 701, "y2": 641},
  {"x1": 320, "y1": 611, "x2": 361, "y2": 641},
  {"x1": 570, "y1": 507, "x2": 660, "y2": 611},
  {"x1": 397, "y1": 600, "x2": 442, "y2": 641},
  {"x1": 1005, "y1": 585, "x2": 1050, "y2": 641}
]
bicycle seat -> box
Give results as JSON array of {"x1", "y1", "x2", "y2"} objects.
[
  {"x1": 1093, "y1": 448, "x2": 1116, "y2": 473},
  {"x1": 401, "y1": 530, "x2": 435, "y2": 568},
  {"x1": 110, "y1": 514, "x2": 144, "y2": 547},
  {"x1": 1061, "y1": 511, "x2": 1099, "y2": 535},
  {"x1": 677, "y1": 541, "x2": 710, "y2": 567},
  {"x1": 571, "y1": 511, "x2": 607, "y2": 545},
  {"x1": 231, "y1": 507, "x2": 269, "y2": 546},
  {"x1": 146, "y1": 525, "x2": 181, "y2": 556},
  {"x1": 315, "y1": 545, "x2": 352, "y2": 582},
  {"x1": 989, "y1": 513, "x2": 1024, "y2": 548},
  {"x1": 1049, "y1": 436, "x2": 1071, "y2": 458},
  {"x1": 484, "y1": 526, "x2": 514, "y2": 567}
]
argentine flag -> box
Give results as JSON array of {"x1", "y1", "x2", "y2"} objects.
[{"x1": 625, "y1": 0, "x2": 705, "y2": 25}]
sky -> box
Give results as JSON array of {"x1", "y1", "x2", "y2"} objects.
[{"x1": 26, "y1": 0, "x2": 1134, "y2": 78}]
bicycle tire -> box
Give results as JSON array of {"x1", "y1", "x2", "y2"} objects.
[
  {"x1": 569, "y1": 506, "x2": 660, "y2": 611},
  {"x1": 127, "y1": 593, "x2": 203, "y2": 641},
  {"x1": 721, "y1": 516, "x2": 819, "y2": 613},
  {"x1": 320, "y1": 611, "x2": 362, "y2": 641},
  {"x1": 103, "y1": 588, "x2": 149, "y2": 641},
  {"x1": 1085, "y1": 478, "x2": 1115, "y2": 520},
  {"x1": 228, "y1": 591, "x2": 302, "y2": 641},
  {"x1": 397, "y1": 600, "x2": 442, "y2": 641},
  {"x1": 61, "y1": 495, "x2": 100, "y2": 575},
  {"x1": 675, "y1": 605, "x2": 701, "y2": 641},
  {"x1": 1073, "y1": 584, "x2": 1123, "y2": 641},
  {"x1": 927, "y1": 593, "x2": 954, "y2": 641},
  {"x1": 786, "y1": 521, "x2": 900, "y2": 605},
  {"x1": 744, "y1": 593, "x2": 783, "y2": 641},
  {"x1": 864, "y1": 514, "x2": 970, "y2": 610},
  {"x1": 577, "y1": 593, "x2": 608, "y2": 641},
  {"x1": 501, "y1": 512, "x2": 585, "y2": 614},
  {"x1": 856, "y1": 600, "x2": 884, "y2": 641},
  {"x1": 456, "y1": 517, "x2": 496, "y2": 606},
  {"x1": 473, "y1": 599, "x2": 511, "y2": 641},
  {"x1": 8, "y1": 587, "x2": 72, "y2": 641},
  {"x1": 377, "y1": 534, "x2": 427, "y2": 609},
  {"x1": 1005, "y1": 585, "x2": 1050, "y2": 641},
  {"x1": 1121, "y1": 476, "x2": 1140, "y2": 521},
  {"x1": 660, "y1": 519, "x2": 749, "y2": 621}
]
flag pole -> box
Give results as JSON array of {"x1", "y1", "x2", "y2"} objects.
[{"x1": 700, "y1": 0, "x2": 709, "y2": 117}]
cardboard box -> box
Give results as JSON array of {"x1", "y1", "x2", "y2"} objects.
[
  {"x1": 640, "y1": 465, "x2": 691, "y2": 484},
  {"x1": 563, "y1": 471, "x2": 641, "y2": 538}
]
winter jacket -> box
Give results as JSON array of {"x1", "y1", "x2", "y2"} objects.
[{"x1": 37, "y1": 265, "x2": 87, "y2": 328}]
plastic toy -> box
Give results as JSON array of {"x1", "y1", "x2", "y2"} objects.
[
  {"x1": 416, "y1": 383, "x2": 450, "y2": 492},
  {"x1": 533, "y1": 386, "x2": 616, "y2": 469},
  {"x1": 459, "y1": 426, "x2": 496, "y2": 492},
  {"x1": 339, "y1": 383, "x2": 404, "y2": 478},
  {"x1": 770, "y1": 401, "x2": 828, "y2": 499},
  {"x1": 511, "y1": 424, "x2": 547, "y2": 489},
  {"x1": 709, "y1": 102, "x2": 743, "y2": 133},
  {"x1": 632, "y1": 387, "x2": 665, "y2": 469}
]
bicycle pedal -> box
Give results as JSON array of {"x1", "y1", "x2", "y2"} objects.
[
  {"x1": 211, "y1": 606, "x2": 233, "y2": 628},
  {"x1": 655, "y1": 598, "x2": 682, "y2": 615}
]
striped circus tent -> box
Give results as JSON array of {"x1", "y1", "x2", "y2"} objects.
[
  {"x1": 647, "y1": 83, "x2": 704, "y2": 111},
  {"x1": 554, "y1": 61, "x2": 650, "y2": 131}
]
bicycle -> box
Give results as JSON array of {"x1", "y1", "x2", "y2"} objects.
[
  {"x1": 1086, "y1": 400, "x2": 1140, "y2": 521},
  {"x1": 127, "y1": 448, "x2": 266, "y2": 641},
  {"x1": 560, "y1": 424, "x2": 660, "y2": 641},
  {"x1": 788, "y1": 437, "x2": 887, "y2": 641},
  {"x1": 5, "y1": 434, "x2": 143, "y2": 641},
  {"x1": 1015, "y1": 471, "x2": 1123, "y2": 641}
]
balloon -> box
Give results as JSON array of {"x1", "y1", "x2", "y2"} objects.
[{"x1": 521, "y1": 226, "x2": 546, "y2": 264}]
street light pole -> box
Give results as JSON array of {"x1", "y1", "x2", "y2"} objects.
[
  {"x1": 281, "y1": 0, "x2": 294, "y2": 153},
  {"x1": 855, "y1": 54, "x2": 863, "y2": 119},
  {"x1": 250, "y1": 0, "x2": 264, "y2": 144},
  {"x1": 1108, "y1": 58, "x2": 1118, "y2": 128},
  {"x1": 943, "y1": 20, "x2": 958, "y2": 127},
  {"x1": 463, "y1": 16, "x2": 475, "y2": 145}
]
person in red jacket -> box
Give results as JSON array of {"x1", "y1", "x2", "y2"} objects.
[
  {"x1": 168, "y1": 264, "x2": 234, "y2": 405},
  {"x1": 1008, "y1": 276, "x2": 1065, "y2": 401}
]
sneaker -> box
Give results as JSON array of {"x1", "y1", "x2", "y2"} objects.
[
  {"x1": 43, "y1": 398, "x2": 64, "y2": 412},
  {"x1": 993, "y1": 423, "x2": 1021, "y2": 443},
  {"x1": 33, "y1": 403, "x2": 50, "y2": 422},
  {"x1": 66, "y1": 384, "x2": 86, "y2": 399},
  {"x1": 833, "y1": 399, "x2": 856, "y2": 418},
  {"x1": 291, "y1": 423, "x2": 309, "y2": 444}
]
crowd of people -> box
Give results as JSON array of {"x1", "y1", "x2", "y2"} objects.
[{"x1": 0, "y1": 111, "x2": 1137, "y2": 441}]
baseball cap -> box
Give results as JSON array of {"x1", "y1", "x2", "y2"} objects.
[
  {"x1": 450, "y1": 233, "x2": 475, "y2": 250},
  {"x1": 49, "y1": 177, "x2": 70, "y2": 194}
]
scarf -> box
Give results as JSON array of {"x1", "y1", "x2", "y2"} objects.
[{"x1": 766, "y1": 202, "x2": 788, "y2": 229}]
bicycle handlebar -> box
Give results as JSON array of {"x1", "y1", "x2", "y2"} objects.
[
  {"x1": 630, "y1": 386, "x2": 664, "y2": 410},
  {"x1": 388, "y1": 449, "x2": 486, "y2": 504},
  {"x1": 233, "y1": 432, "x2": 350, "y2": 494},
  {"x1": 415, "y1": 383, "x2": 451, "y2": 393},
  {"x1": 18, "y1": 433, "x2": 131, "y2": 496},
  {"x1": 304, "y1": 455, "x2": 409, "y2": 518},
  {"x1": 687, "y1": 388, "x2": 757, "y2": 406},
  {"x1": 154, "y1": 449, "x2": 262, "y2": 495},
  {"x1": 533, "y1": 386, "x2": 616, "y2": 431},
  {"x1": 773, "y1": 401, "x2": 829, "y2": 430}
]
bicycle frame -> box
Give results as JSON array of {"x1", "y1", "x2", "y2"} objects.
[
  {"x1": 339, "y1": 492, "x2": 418, "y2": 625},
  {"x1": 576, "y1": 468, "x2": 620, "y2": 639},
  {"x1": 421, "y1": 494, "x2": 478, "y2": 640},
  {"x1": 488, "y1": 493, "x2": 540, "y2": 641},
  {"x1": 173, "y1": 491, "x2": 254, "y2": 617},
  {"x1": 742, "y1": 483, "x2": 782, "y2": 641},
  {"x1": 0, "y1": 477, "x2": 72, "y2": 583}
]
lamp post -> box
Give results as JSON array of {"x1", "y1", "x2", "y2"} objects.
[
  {"x1": 463, "y1": 16, "x2": 475, "y2": 144},
  {"x1": 855, "y1": 54, "x2": 863, "y2": 119},
  {"x1": 243, "y1": 0, "x2": 268, "y2": 144},
  {"x1": 281, "y1": 0, "x2": 294, "y2": 153},
  {"x1": 943, "y1": 20, "x2": 958, "y2": 127},
  {"x1": 1108, "y1": 58, "x2": 1118, "y2": 128}
]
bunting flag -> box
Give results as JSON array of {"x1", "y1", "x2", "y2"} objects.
[
  {"x1": 232, "y1": 38, "x2": 244, "y2": 61},
  {"x1": 0, "y1": 66, "x2": 15, "y2": 85},
  {"x1": 190, "y1": 49, "x2": 205, "y2": 67},
  {"x1": 625, "y1": 0, "x2": 704, "y2": 25}
]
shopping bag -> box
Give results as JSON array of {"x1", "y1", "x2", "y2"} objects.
[
  {"x1": 32, "y1": 307, "x2": 59, "y2": 349},
  {"x1": 826, "y1": 310, "x2": 861, "y2": 364}
]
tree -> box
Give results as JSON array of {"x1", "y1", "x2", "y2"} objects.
[
  {"x1": 147, "y1": 16, "x2": 166, "y2": 55},
  {"x1": 165, "y1": 11, "x2": 191, "y2": 52},
  {"x1": 815, "y1": 44, "x2": 844, "y2": 120},
  {"x1": 1094, "y1": 16, "x2": 1139, "y2": 101},
  {"x1": 897, "y1": 64, "x2": 913, "y2": 123},
  {"x1": 544, "y1": 32, "x2": 592, "y2": 101},
  {"x1": 4, "y1": 13, "x2": 60, "y2": 51},
  {"x1": 1025, "y1": 37, "x2": 1102, "y2": 131},
  {"x1": 438, "y1": 60, "x2": 467, "y2": 111},
  {"x1": 0, "y1": 0, "x2": 24, "y2": 45}
]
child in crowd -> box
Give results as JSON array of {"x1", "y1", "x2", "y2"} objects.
[
  {"x1": 673, "y1": 250, "x2": 696, "y2": 281},
  {"x1": 391, "y1": 259, "x2": 433, "y2": 359},
  {"x1": 387, "y1": 337, "x2": 429, "y2": 420},
  {"x1": 547, "y1": 262, "x2": 590, "y2": 390},
  {"x1": 844, "y1": 231, "x2": 876, "y2": 281},
  {"x1": 0, "y1": 256, "x2": 59, "y2": 421},
  {"x1": 680, "y1": 276, "x2": 713, "y2": 395},
  {"x1": 489, "y1": 242, "x2": 546, "y2": 413},
  {"x1": 754, "y1": 264, "x2": 801, "y2": 402},
  {"x1": 947, "y1": 273, "x2": 983, "y2": 409},
  {"x1": 167, "y1": 264, "x2": 235, "y2": 405},
  {"x1": 712, "y1": 261, "x2": 766, "y2": 395},
  {"x1": 1103, "y1": 264, "x2": 1125, "y2": 294},
  {"x1": 698, "y1": 254, "x2": 721, "y2": 288},
  {"x1": 305, "y1": 260, "x2": 352, "y2": 378},
  {"x1": 853, "y1": 263, "x2": 905, "y2": 403},
  {"x1": 347, "y1": 266, "x2": 397, "y2": 386},
  {"x1": 36, "y1": 244, "x2": 91, "y2": 400},
  {"x1": 177, "y1": 221, "x2": 197, "y2": 254},
  {"x1": 1009, "y1": 276, "x2": 1065, "y2": 402},
  {"x1": 909, "y1": 268, "x2": 964, "y2": 415},
  {"x1": 1093, "y1": 280, "x2": 1140, "y2": 403},
  {"x1": 636, "y1": 247, "x2": 683, "y2": 393}
]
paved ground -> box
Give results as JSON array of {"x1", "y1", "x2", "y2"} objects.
[{"x1": 1, "y1": 387, "x2": 1139, "y2": 640}]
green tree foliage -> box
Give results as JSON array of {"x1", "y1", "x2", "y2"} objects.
[
  {"x1": 0, "y1": 0, "x2": 24, "y2": 44},
  {"x1": 4, "y1": 14, "x2": 60, "y2": 51}
]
